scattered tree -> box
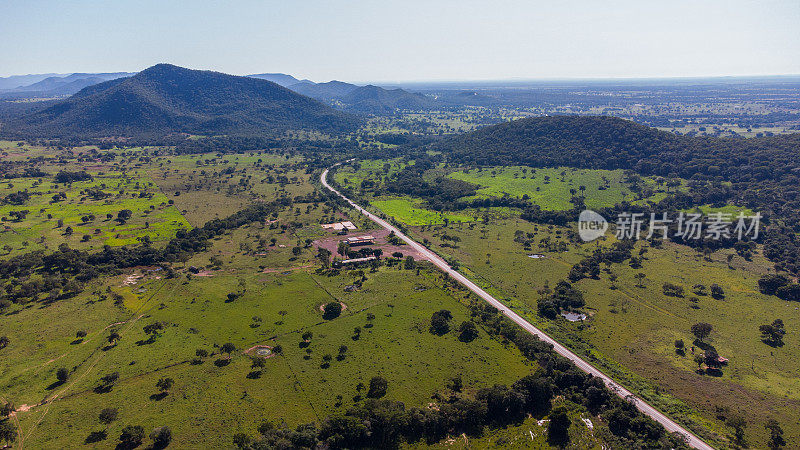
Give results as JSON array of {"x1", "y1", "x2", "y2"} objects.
[
  {"x1": 220, "y1": 343, "x2": 236, "y2": 358},
  {"x1": 322, "y1": 301, "x2": 342, "y2": 320},
  {"x1": 56, "y1": 367, "x2": 69, "y2": 383},
  {"x1": 118, "y1": 425, "x2": 145, "y2": 449},
  {"x1": 691, "y1": 322, "x2": 713, "y2": 342},
  {"x1": 0, "y1": 419, "x2": 16, "y2": 447},
  {"x1": 458, "y1": 321, "x2": 479, "y2": 342},
  {"x1": 429, "y1": 309, "x2": 453, "y2": 335},
  {"x1": 99, "y1": 407, "x2": 119, "y2": 425},
  {"x1": 156, "y1": 377, "x2": 174, "y2": 394},
  {"x1": 760, "y1": 319, "x2": 786, "y2": 347},
  {"x1": 367, "y1": 376, "x2": 388, "y2": 398},
  {"x1": 765, "y1": 419, "x2": 786, "y2": 449},
  {"x1": 150, "y1": 426, "x2": 172, "y2": 449}
]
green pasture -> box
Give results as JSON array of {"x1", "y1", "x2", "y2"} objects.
[
  {"x1": 414, "y1": 218, "x2": 800, "y2": 446},
  {"x1": 448, "y1": 166, "x2": 675, "y2": 211},
  {"x1": 0, "y1": 171, "x2": 189, "y2": 256},
  {"x1": 4, "y1": 264, "x2": 535, "y2": 448},
  {"x1": 372, "y1": 197, "x2": 474, "y2": 226}
]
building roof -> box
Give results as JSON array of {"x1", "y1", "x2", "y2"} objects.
[
  {"x1": 321, "y1": 221, "x2": 358, "y2": 231},
  {"x1": 346, "y1": 235, "x2": 375, "y2": 242},
  {"x1": 340, "y1": 256, "x2": 376, "y2": 264}
]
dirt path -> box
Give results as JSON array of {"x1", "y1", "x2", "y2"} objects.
[{"x1": 0, "y1": 395, "x2": 23, "y2": 449}]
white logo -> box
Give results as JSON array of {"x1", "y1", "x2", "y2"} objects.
[{"x1": 578, "y1": 210, "x2": 608, "y2": 242}]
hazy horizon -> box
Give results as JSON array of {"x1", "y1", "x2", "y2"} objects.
[{"x1": 1, "y1": 0, "x2": 798, "y2": 82}]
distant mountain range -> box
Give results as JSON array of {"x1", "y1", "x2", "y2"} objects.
[
  {"x1": 248, "y1": 73, "x2": 310, "y2": 87},
  {"x1": 1, "y1": 68, "x2": 438, "y2": 115},
  {"x1": 4, "y1": 64, "x2": 361, "y2": 138},
  {"x1": 0, "y1": 73, "x2": 64, "y2": 90},
  {"x1": 283, "y1": 80, "x2": 435, "y2": 114},
  {"x1": 0, "y1": 72, "x2": 134, "y2": 99}
]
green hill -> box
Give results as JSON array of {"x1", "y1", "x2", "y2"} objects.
[{"x1": 6, "y1": 64, "x2": 362, "y2": 138}]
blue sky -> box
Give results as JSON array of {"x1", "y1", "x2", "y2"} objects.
[{"x1": 1, "y1": 0, "x2": 798, "y2": 82}]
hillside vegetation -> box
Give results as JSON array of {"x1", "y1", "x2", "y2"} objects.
[{"x1": 5, "y1": 64, "x2": 362, "y2": 138}]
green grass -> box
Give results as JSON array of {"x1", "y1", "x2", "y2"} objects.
[
  {"x1": 372, "y1": 197, "x2": 474, "y2": 226},
  {"x1": 0, "y1": 171, "x2": 190, "y2": 256},
  {"x1": 448, "y1": 166, "x2": 675, "y2": 211},
  {"x1": 413, "y1": 218, "x2": 800, "y2": 446},
  {"x1": 4, "y1": 265, "x2": 535, "y2": 448}
]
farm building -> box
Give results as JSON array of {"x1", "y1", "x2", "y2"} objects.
[
  {"x1": 333, "y1": 256, "x2": 377, "y2": 268},
  {"x1": 321, "y1": 221, "x2": 357, "y2": 231},
  {"x1": 344, "y1": 235, "x2": 375, "y2": 246}
]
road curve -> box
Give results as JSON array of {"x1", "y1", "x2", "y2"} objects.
[{"x1": 321, "y1": 163, "x2": 714, "y2": 450}]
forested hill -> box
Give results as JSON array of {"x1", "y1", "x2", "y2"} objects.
[
  {"x1": 426, "y1": 115, "x2": 800, "y2": 274},
  {"x1": 4, "y1": 64, "x2": 362, "y2": 138},
  {"x1": 340, "y1": 85, "x2": 436, "y2": 115},
  {"x1": 428, "y1": 115, "x2": 800, "y2": 183}
]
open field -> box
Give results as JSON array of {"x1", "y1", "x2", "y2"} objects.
[
  {"x1": 1, "y1": 259, "x2": 538, "y2": 448},
  {"x1": 0, "y1": 167, "x2": 189, "y2": 256},
  {"x1": 372, "y1": 197, "x2": 475, "y2": 226},
  {"x1": 3, "y1": 144, "x2": 568, "y2": 449},
  {"x1": 448, "y1": 166, "x2": 676, "y2": 210},
  {"x1": 410, "y1": 217, "x2": 800, "y2": 447}
]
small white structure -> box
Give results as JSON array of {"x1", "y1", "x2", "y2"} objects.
[
  {"x1": 345, "y1": 235, "x2": 375, "y2": 246},
  {"x1": 321, "y1": 221, "x2": 357, "y2": 231}
]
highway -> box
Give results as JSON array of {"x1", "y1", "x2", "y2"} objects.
[{"x1": 321, "y1": 163, "x2": 714, "y2": 450}]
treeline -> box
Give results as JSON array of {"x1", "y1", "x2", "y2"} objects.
[
  {"x1": 417, "y1": 115, "x2": 800, "y2": 274},
  {"x1": 384, "y1": 159, "x2": 479, "y2": 210},
  {"x1": 0, "y1": 199, "x2": 288, "y2": 309},
  {"x1": 232, "y1": 290, "x2": 690, "y2": 450}
]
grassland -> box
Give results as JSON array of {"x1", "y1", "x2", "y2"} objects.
[
  {"x1": 1, "y1": 252, "x2": 537, "y2": 448},
  {"x1": 371, "y1": 197, "x2": 474, "y2": 226},
  {"x1": 448, "y1": 166, "x2": 675, "y2": 211},
  {"x1": 0, "y1": 148, "x2": 190, "y2": 256},
  {"x1": 2, "y1": 143, "x2": 562, "y2": 449},
  {"x1": 412, "y1": 217, "x2": 800, "y2": 447}
]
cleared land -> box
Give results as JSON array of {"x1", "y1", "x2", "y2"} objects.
[{"x1": 412, "y1": 217, "x2": 800, "y2": 447}]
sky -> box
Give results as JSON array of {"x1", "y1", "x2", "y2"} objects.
[{"x1": 1, "y1": 0, "x2": 798, "y2": 82}]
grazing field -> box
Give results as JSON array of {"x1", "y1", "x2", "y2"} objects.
[
  {"x1": 371, "y1": 197, "x2": 474, "y2": 226},
  {"x1": 2, "y1": 144, "x2": 561, "y2": 449},
  {"x1": 413, "y1": 217, "x2": 800, "y2": 447},
  {"x1": 2, "y1": 259, "x2": 537, "y2": 448},
  {"x1": 448, "y1": 166, "x2": 674, "y2": 211},
  {"x1": 0, "y1": 169, "x2": 189, "y2": 256}
]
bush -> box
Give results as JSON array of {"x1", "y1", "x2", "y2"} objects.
[
  {"x1": 662, "y1": 282, "x2": 684, "y2": 297},
  {"x1": 150, "y1": 426, "x2": 172, "y2": 449},
  {"x1": 758, "y1": 274, "x2": 789, "y2": 295},
  {"x1": 458, "y1": 321, "x2": 479, "y2": 342},
  {"x1": 322, "y1": 301, "x2": 342, "y2": 320},
  {"x1": 119, "y1": 425, "x2": 144, "y2": 448},
  {"x1": 367, "y1": 376, "x2": 388, "y2": 398},
  {"x1": 429, "y1": 310, "x2": 452, "y2": 335}
]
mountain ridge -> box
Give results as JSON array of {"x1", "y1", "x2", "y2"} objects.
[{"x1": 4, "y1": 64, "x2": 362, "y2": 138}]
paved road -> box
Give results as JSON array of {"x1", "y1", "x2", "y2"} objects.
[{"x1": 321, "y1": 163, "x2": 714, "y2": 450}]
